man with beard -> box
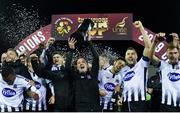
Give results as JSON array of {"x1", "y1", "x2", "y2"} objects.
[
  {"x1": 66, "y1": 37, "x2": 101, "y2": 112},
  {"x1": 120, "y1": 21, "x2": 151, "y2": 111},
  {"x1": 150, "y1": 33, "x2": 180, "y2": 112}
]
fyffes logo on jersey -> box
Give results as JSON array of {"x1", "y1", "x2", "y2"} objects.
[
  {"x1": 2, "y1": 88, "x2": 16, "y2": 97},
  {"x1": 168, "y1": 72, "x2": 180, "y2": 82},
  {"x1": 35, "y1": 81, "x2": 41, "y2": 89},
  {"x1": 104, "y1": 83, "x2": 115, "y2": 92},
  {"x1": 123, "y1": 71, "x2": 135, "y2": 81}
]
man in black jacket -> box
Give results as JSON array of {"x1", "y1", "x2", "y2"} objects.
[
  {"x1": 30, "y1": 48, "x2": 74, "y2": 112},
  {"x1": 66, "y1": 37, "x2": 101, "y2": 112}
]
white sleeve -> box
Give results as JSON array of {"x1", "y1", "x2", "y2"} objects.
[
  {"x1": 117, "y1": 73, "x2": 123, "y2": 85},
  {"x1": 20, "y1": 77, "x2": 42, "y2": 100},
  {"x1": 45, "y1": 79, "x2": 55, "y2": 96},
  {"x1": 40, "y1": 48, "x2": 48, "y2": 65},
  {"x1": 45, "y1": 79, "x2": 51, "y2": 84},
  {"x1": 30, "y1": 86, "x2": 42, "y2": 98},
  {"x1": 0, "y1": 73, "x2": 3, "y2": 81},
  {"x1": 19, "y1": 77, "x2": 31, "y2": 89},
  {"x1": 98, "y1": 71, "x2": 104, "y2": 89},
  {"x1": 139, "y1": 56, "x2": 150, "y2": 68}
]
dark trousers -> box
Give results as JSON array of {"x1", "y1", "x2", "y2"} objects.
[
  {"x1": 160, "y1": 104, "x2": 180, "y2": 112},
  {"x1": 122, "y1": 101, "x2": 147, "y2": 112}
]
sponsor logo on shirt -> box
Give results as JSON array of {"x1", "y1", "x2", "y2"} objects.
[
  {"x1": 168, "y1": 72, "x2": 180, "y2": 82},
  {"x1": 104, "y1": 82, "x2": 115, "y2": 92},
  {"x1": 35, "y1": 81, "x2": 41, "y2": 89},
  {"x1": 123, "y1": 71, "x2": 135, "y2": 81},
  {"x1": 2, "y1": 88, "x2": 16, "y2": 97}
]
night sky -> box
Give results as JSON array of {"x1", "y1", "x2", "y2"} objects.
[{"x1": 0, "y1": 0, "x2": 180, "y2": 57}]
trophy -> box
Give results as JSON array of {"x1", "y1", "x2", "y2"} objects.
[{"x1": 70, "y1": 19, "x2": 94, "y2": 49}]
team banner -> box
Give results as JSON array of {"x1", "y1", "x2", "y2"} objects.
[
  {"x1": 51, "y1": 14, "x2": 133, "y2": 40},
  {"x1": 15, "y1": 24, "x2": 51, "y2": 55},
  {"x1": 132, "y1": 27, "x2": 168, "y2": 60},
  {"x1": 15, "y1": 14, "x2": 168, "y2": 60}
]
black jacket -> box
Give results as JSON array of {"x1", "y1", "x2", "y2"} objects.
[
  {"x1": 66, "y1": 42, "x2": 101, "y2": 112},
  {"x1": 3, "y1": 60, "x2": 31, "y2": 79},
  {"x1": 31, "y1": 56, "x2": 74, "y2": 111}
]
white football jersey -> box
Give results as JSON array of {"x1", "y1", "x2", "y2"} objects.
[
  {"x1": 98, "y1": 66, "x2": 122, "y2": 109},
  {"x1": 25, "y1": 72, "x2": 48, "y2": 111},
  {"x1": 120, "y1": 57, "x2": 149, "y2": 102},
  {"x1": 160, "y1": 60, "x2": 180, "y2": 107},
  {"x1": 0, "y1": 74, "x2": 32, "y2": 108}
]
